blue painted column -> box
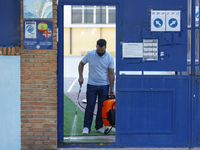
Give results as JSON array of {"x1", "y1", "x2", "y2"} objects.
[{"x1": 0, "y1": 56, "x2": 20, "y2": 150}]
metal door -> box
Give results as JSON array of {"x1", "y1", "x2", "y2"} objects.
[
  {"x1": 116, "y1": 0, "x2": 195, "y2": 147},
  {"x1": 193, "y1": 0, "x2": 200, "y2": 147},
  {"x1": 57, "y1": 0, "x2": 198, "y2": 148}
]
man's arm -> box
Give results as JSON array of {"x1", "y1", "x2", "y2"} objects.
[
  {"x1": 78, "y1": 61, "x2": 85, "y2": 85},
  {"x1": 108, "y1": 68, "x2": 115, "y2": 95}
]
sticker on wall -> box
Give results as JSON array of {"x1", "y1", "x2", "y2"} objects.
[
  {"x1": 24, "y1": 20, "x2": 52, "y2": 49},
  {"x1": 143, "y1": 39, "x2": 158, "y2": 61},
  {"x1": 151, "y1": 11, "x2": 166, "y2": 31},
  {"x1": 25, "y1": 22, "x2": 37, "y2": 39},
  {"x1": 166, "y1": 11, "x2": 181, "y2": 31}
]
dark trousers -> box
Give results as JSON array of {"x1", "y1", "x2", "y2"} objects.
[{"x1": 84, "y1": 84, "x2": 109, "y2": 131}]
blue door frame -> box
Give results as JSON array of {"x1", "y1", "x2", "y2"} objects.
[
  {"x1": 57, "y1": 0, "x2": 199, "y2": 148},
  {"x1": 57, "y1": 0, "x2": 121, "y2": 148}
]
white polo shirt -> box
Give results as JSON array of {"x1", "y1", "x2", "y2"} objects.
[{"x1": 82, "y1": 49, "x2": 114, "y2": 86}]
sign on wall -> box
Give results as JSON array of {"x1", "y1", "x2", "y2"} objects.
[
  {"x1": 24, "y1": 20, "x2": 52, "y2": 49},
  {"x1": 151, "y1": 11, "x2": 166, "y2": 31},
  {"x1": 122, "y1": 43, "x2": 143, "y2": 58},
  {"x1": 151, "y1": 10, "x2": 181, "y2": 32},
  {"x1": 196, "y1": 6, "x2": 199, "y2": 22},
  {"x1": 23, "y1": 0, "x2": 52, "y2": 18},
  {"x1": 166, "y1": 11, "x2": 181, "y2": 31}
]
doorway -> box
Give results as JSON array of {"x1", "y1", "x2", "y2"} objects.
[
  {"x1": 58, "y1": 0, "x2": 199, "y2": 148},
  {"x1": 57, "y1": 2, "x2": 118, "y2": 147}
]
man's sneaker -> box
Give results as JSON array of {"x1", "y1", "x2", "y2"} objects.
[
  {"x1": 82, "y1": 127, "x2": 89, "y2": 134},
  {"x1": 96, "y1": 128, "x2": 105, "y2": 134}
]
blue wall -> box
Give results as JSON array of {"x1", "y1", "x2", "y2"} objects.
[
  {"x1": 0, "y1": 56, "x2": 21, "y2": 150},
  {"x1": 0, "y1": 0, "x2": 20, "y2": 46}
]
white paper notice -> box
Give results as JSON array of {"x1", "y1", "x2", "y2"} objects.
[
  {"x1": 25, "y1": 22, "x2": 36, "y2": 39},
  {"x1": 122, "y1": 43, "x2": 143, "y2": 58}
]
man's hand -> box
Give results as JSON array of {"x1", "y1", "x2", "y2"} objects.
[
  {"x1": 108, "y1": 68, "x2": 115, "y2": 96},
  {"x1": 78, "y1": 76, "x2": 83, "y2": 85},
  {"x1": 109, "y1": 89, "x2": 115, "y2": 96}
]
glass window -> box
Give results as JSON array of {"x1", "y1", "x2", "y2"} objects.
[
  {"x1": 102, "y1": 6, "x2": 107, "y2": 24},
  {"x1": 96, "y1": 6, "x2": 106, "y2": 24},
  {"x1": 84, "y1": 6, "x2": 94, "y2": 23},
  {"x1": 96, "y1": 6, "x2": 101, "y2": 23},
  {"x1": 71, "y1": 5, "x2": 116, "y2": 24},
  {"x1": 108, "y1": 7, "x2": 116, "y2": 24},
  {"x1": 72, "y1": 6, "x2": 82, "y2": 23}
]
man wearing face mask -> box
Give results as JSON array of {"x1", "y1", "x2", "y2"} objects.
[{"x1": 78, "y1": 39, "x2": 115, "y2": 134}]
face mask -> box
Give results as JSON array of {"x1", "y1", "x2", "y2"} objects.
[{"x1": 97, "y1": 50, "x2": 105, "y2": 56}]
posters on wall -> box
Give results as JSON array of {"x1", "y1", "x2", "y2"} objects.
[
  {"x1": 24, "y1": 20, "x2": 53, "y2": 49},
  {"x1": 23, "y1": 0, "x2": 53, "y2": 49},
  {"x1": 23, "y1": 0, "x2": 52, "y2": 18}
]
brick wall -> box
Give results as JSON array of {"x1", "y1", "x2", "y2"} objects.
[
  {"x1": 20, "y1": 0, "x2": 58, "y2": 149},
  {"x1": 0, "y1": 1, "x2": 58, "y2": 149},
  {"x1": 0, "y1": 47, "x2": 20, "y2": 55}
]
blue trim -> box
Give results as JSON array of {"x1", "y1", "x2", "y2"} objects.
[
  {"x1": 115, "y1": 2, "x2": 121, "y2": 145},
  {"x1": 191, "y1": 0, "x2": 196, "y2": 147},
  {"x1": 57, "y1": 0, "x2": 121, "y2": 148},
  {"x1": 57, "y1": 3, "x2": 64, "y2": 146},
  {"x1": 194, "y1": 0, "x2": 200, "y2": 147},
  {"x1": 191, "y1": 0, "x2": 196, "y2": 74}
]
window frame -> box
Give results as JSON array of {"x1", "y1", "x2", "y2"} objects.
[{"x1": 71, "y1": 5, "x2": 116, "y2": 24}]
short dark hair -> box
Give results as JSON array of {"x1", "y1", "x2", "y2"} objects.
[{"x1": 97, "y1": 39, "x2": 106, "y2": 47}]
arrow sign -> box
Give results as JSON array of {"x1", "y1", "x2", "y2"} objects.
[
  {"x1": 168, "y1": 18, "x2": 178, "y2": 28},
  {"x1": 151, "y1": 10, "x2": 165, "y2": 31},
  {"x1": 170, "y1": 21, "x2": 176, "y2": 26},
  {"x1": 156, "y1": 21, "x2": 161, "y2": 26},
  {"x1": 196, "y1": 6, "x2": 199, "y2": 21},
  {"x1": 154, "y1": 18, "x2": 163, "y2": 28},
  {"x1": 166, "y1": 11, "x2": 180, "y2": 31},
  {"x1": 196, "y1": 12, "x2": 199, "y2": 19}
]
